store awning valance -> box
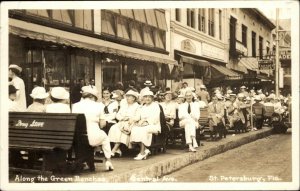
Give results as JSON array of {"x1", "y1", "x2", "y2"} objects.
[
  {"x1": 9, "y1": 19, "x2": 177, "y2": 66},
  {"x1": 211, "y1": 64, "x2": 242, "y2": 80},
  {"x1": 238, "y1": 57, "x2": 270, "y2": 75},
  {"x1": 178, "y1": 54, "x2": 210, "y2": 67}
]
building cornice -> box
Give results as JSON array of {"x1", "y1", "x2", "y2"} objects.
[{"x1": 171, "y1": 21, "x2": 226, "y2": 50}]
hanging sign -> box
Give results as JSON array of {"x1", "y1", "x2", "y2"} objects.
[{"x1": 258, "y1": 60, "x2": 274, "y2": 70}]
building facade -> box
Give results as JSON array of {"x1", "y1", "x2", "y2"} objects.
[
  {"x1": 226, "y1": 8, "x2": 276, "y2": 91},
  {"x1": 9, "y1": 9, "x2": 176, "y2": 106}
]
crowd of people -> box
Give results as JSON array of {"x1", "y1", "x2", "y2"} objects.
[{"x1": 8, "y1": 64, "x2": 292, "y2": 172}]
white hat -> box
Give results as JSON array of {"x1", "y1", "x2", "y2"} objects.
[
  {"x1": 125, "y1": 90, "x2": 139, "y2": 99},
  {"x1": 30, "y1": 86, "x2": 49, "y2": 99},
  {"x1": 112, "y1": 92, "x2": 118, "y2": 99},
  {"x1": 50, "y1": 87, "x2": 69, "y2": 100},
  {"x1": 268, "y1": 95, "x2": 275, "y2": 99},
  {"x1": 246, "y1": 97, "x2": 251, "y2": 101},
  {"x1": 9, "y1": 64, "x2": 22, "y2": 72},
  {"x1": 81, "y1": 86, "x2": 99, "y2": 98},
  {"x1": 254, "y1": 96, "x2": 262, "y2": 101},
  {"x1": 214, "y1": 89, "x2": 221, "y2": 94},
  {"x1": 257, "y1": 89, "x2": 262, "y2": 93},
  {"x1": 240, "y1": 86, "x2": 246, "y2": 89},
  {"x1": 178, "y1": 94, "x2": 185, "y2": 98},
  {"x1": 200, "y1": 84, "x2": 206, "y2": 89},
  {"x1": 142, "y1": 89, "x2": 154, "y2": 97},
  {"x1": 189, "y1": 87, "x2": 196, "y2": 92},
  {"x1": 227, "y1": 90, "x2": 233, "y2": 94},
  {"x1": 144, "y1": 80, "x2": 152, "y2": 86},
  {"x1": 237, "y1": 93, "x2": 245, "y2": 98},
  {"x1": 216, "y1": 93, "x2": 223, "y2": 100},
  {"x1": 229, "y1": 93, "x2": 236, "y2": 97}
]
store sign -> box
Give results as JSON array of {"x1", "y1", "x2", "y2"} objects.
[
  {"x1": 181, "y1": 39, "x2": 196, "y2": 53},
  {"x1": 258, "y1": 60, "x2": 274, "y2": 70},
  {"x1": 279, "y1": 49, "x2": 291, "y2": 61}
]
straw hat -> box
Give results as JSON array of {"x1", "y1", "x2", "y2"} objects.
[
  {"x1": 81, "y1": 86, "x2": 99, "y2": 98},
  {"x1": 142, "y1": 89, "x2": 154, "y2": 97},
  {"x1": 144, "y1": 80, "x2": 152, "y2": 86},
  {"x1": 50, "y1": 87, "x2": 69, "y2": 100},
  {"x1": 125, "y1": 90, "x2": 139, "y2": 99},
  {"x1": 240, "y1": 86, "x2": 246, "y2": 89},
  {"x1": 30, "y1": 86, "x2": 49, "y2": 99},
  {"x1": 200, "y1": 84, "x2": 206, "y2": 89},
  {"x1": 254, "y1": 96, "x2": 262, "y2": 101},
  {"x1": 9, "y1": 64, "x2": 22, "y2": 72}
]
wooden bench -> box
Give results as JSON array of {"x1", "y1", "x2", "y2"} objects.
[
  {"x1": 9, "y1": 112, "x2": 97, "y2": 175},
  {"x1": 198, "y1": 107, "x2": 210, "y2": 139},
  {"x1": 264, "y1": 106, "x2": 274, "y2": 125}
]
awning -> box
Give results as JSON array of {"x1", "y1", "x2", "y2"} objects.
[
  {"x1": 9, "y1": 18, "x2": 177, "y2": 66},
  {"x1": 211, "y1": 64, "x2": 242, "y2": 80},
  {"x1": 237, "y1": 57, "x2": 270, "y2": 75},
  {"x1": 178, "y1": 54, "x2": 210, "y2": 67}
]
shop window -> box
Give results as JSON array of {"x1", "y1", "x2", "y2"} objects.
[
  {"x1": 74, "y1": 10, "x2": 92, "y2": 30},
  {"x1": 102, "y1": 62, "x2": 121, "y2": 89},
  {"x1": 126, "y1": 63, "x2": 155, "y2": 87},
  {"x1": 219, "y1": 10, "x2": 222, "y2": 40},
  {"x1": 117, "y1": 17, "x2": 130, "y2": 40},
  {"x1": 259, "y1": 36, "x2": 263, "y2": 59},
  {"x1": 101, "y1": 10, "x2": 116, "y2": 36},
  {"x1": 252, "y1": 31, "x2": 256, "y2": 57},
  {"x1": 71, "y1": 50, "x2": 94, "y2": 86},
  {"x1": 155, "y1": 10, "x2": 168, "y2": 31},
  {"x1": 26, "y1": 10, "x2": 50, "y2": 18},
  {"x1": 52, "y1": 10, "x2": 73, "y2": 25},
  {"x1": 120, "y1": 9, "x2": 134, "y2": 19},
  {"x1": 133, "y1": 9, "x2": 147, "y2": 23},
  {"x1": 143, "y1": 26, "x2": 155, "y2": 47},
  {"x1": 266, "y1": 41, "x2": 270, "y2": 54},
  {"x1": 145, "y1": 9, "x2": 158, "y2": 27},
  {"x1": 131, "y1": 22, "x2": 143, "y2": 44},
  {"x1": 183, "y1": 63, "x2": 194, "y2": 78},
  {"x1": 198, "y1": 9, "x2": 205, "y2": 32},
  {"x1": 154, "y1": 30, "x2": 165, "y2": 49}
]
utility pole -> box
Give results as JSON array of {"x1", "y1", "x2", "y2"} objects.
[{"x1": 275, "y1": 8, "x2": 280, "y2": 97}]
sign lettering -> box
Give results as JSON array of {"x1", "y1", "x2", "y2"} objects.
[
  {"x1": 258, "y1": 60, "x2": 274, "y2": 70},
  {"x1": 14, "y1": 120, "x2": 45, "y2": 128}
]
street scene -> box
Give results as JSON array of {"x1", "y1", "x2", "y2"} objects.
[{"x1": 1, "y1": 1, "x2": 298, "y2": 191}]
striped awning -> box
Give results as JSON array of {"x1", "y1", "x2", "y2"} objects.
[
  {"x1": 178, "y1": 54, "x2": 210, "y2": 67},
  {"x1": 211, "y1": 64, "x2": 242, "y2": 80},
  {"x1": 9, "y1": 18, "x2": 177, "y2": 66}
]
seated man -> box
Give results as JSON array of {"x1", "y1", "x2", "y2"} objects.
[
  {"x1": 207, "y1": 94, "x2": 225, "y2": 140},
  {"x1": 178, "y1": 91, "x2": 200, "y2": 152}
]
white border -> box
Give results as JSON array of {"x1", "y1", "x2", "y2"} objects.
[{"x1": 1, "y1": 1, "x2": 299, "y2": 190}]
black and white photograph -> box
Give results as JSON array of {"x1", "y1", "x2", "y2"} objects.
[{"x1": 0, "y1": 1, "x2": 299, "y2": 190}]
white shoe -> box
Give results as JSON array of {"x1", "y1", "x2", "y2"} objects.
[
  {"x1": 145, "y1": 149, "x2": 151, "y2": 155},
  {"x1": 189, "y1": 147, "x2": 197, "y2": 152},
  {"x1": 192, "y1": 138, "x2": 198, "y2": 148},
  {"x1": 105, "y1": 161, "x2": 114, "y2": 171},
  {"x1": 134, "y1": 153, "x2": 148, "y2": 160}
]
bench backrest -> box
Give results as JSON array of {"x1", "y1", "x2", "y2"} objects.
[
  {"x1": 199, "y1": 107, "x2": 209, "y2": 126},
  {"x1": 9, "y1": 112, "x2": 85, "y2": 150}
]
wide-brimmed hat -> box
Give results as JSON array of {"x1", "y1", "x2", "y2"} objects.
[
  {"x1": 200, "y1": 84, "x2": 206, "y2": 89},
  {"x1": 144, "y1": 80, "x2": 152, "y2": 86},
  {"x1": 142, "y1": 89, "x2": 154, "y2": 97},
  {"x1": 227, "y1": 90, "x2": 233, "y2": 94},
  {"x1": 30, "y1": 86, "x2": 49, "y2": 99},
  {"x1": 112, "y1": 90, "x2": 124, "y2": 98},
  {"x1": 81, "y1": 86, "x2": 99, "y2": 98},
  {"x1": 254, "y1": 96, "x2": 262, "y2": 101},
  {"x1": 240, "y1": 86, "x2": 246, "y2": 89},
  {"x1": 229, "y1": 93, "x2": 236, "y2": 97},
  {"x1": 9, "y1": 85, "x2": 18, "y2": 94},
  {"x1": 125, "y1": 90, "x2": 139, "y2": 99},
  {"x1": 257, "y1": 89, "x2": 263, "y2": 93},
  {"x1": 51, "y1": 87, "x2": 69, "y2": 100},
  {"x1": 237, "y1": 93, "x2": 245, "y2": 98},
  {"x1": 9, "y1": 64, "x2": 22, "y2": 73}
]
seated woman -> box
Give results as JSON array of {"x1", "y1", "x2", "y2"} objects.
[
  {"x1": 159, "y1": 90, "x2": 176, "y2": 130},
  {"x1": 72, "y1": 86, "x2": 114, "y2": 171},
  {"x1": 130, "y1": 90, "x2": 161, "y2": 160},
  {"x1": 101, "y1": 87, "x2": 118, "y2": 134},
  {"x1": 108, "y1": 90, "x2": 140, "y2": 157},
  {"x1": 27, "y1": 86, "x2": 49, "y2": 112},
  {"x1": 45, "y1": 87, "x2": 71, "y2": 113}
]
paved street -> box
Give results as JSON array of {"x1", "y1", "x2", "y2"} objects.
[{"x1": 167, "y1": 130, "x2": 292, "y2": 182}]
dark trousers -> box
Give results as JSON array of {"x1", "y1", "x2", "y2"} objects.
[{"x1": 255, "y1": 118, "x2": 264, "y2": 129}]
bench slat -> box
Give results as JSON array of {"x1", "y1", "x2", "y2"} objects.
[
  {"x1": 10, "y1": 129, "x2": 74, "y2": 136},
  {"x1": 10, "y1": 140, "x2": 71, "y2": 150},
  {"x1": 10, "y1": 133, "x2": 74, "y2": 141},
  {"x1": 10, "y1": 136, "x2": 73, "y2": 144}
]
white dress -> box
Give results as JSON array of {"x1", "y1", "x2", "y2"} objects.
[
  {"x1": 45, "y1": 103, "x2": 71, "y2": 113},
  {"x1": 72, "y1": 99, "x2": 112, "y2": 159},
  {"x1": 102, "y1": 100, "x2": 118, "y2": 124},
  {"x1": 130, "y1": 102, "x2": 161, "y2": 147},
  {"x1": 11, "y1": 76, "x2": 26, "y2": 111},
  {"x1": 108, "y1": 102, "x2": 140, "y2": 146}
]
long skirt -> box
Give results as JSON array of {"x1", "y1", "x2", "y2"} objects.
[
  {"x1": 130, "y1": 124, "x2": 160, "y2": 147},
  {"x1": 108, "y1": 122, "x2": 130, "y2": 147}
]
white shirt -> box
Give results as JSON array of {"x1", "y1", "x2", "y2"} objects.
[
  {"x1": 194, "y1": 100, "x2": 207, "y2": 109},
  {"x1": 46, "y1": 103, "x2": 71, "y2": 113},
  {"x1": 178, "y1": 101, "x2": 200, "y2": 121},
  {"x1": 72, "y1": 99, "x2": 105, "y2": 123},
  {"x1": 160, "y1": 101, "x2": 176, "y2": 119},
  {"x1": 11, "y1": 76, "x2": 26, "y2": 111}
]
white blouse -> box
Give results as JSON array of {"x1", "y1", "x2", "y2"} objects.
[{"x1": 102, "y1": 100, "x2": 118, "y2": 123}]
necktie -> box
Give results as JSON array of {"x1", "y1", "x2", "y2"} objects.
[{"x1": 188, "y1": 103, "x2": 191, "y2": 114}]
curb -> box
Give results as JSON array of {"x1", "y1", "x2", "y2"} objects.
[{"x1": 106, "y1": 128, "x2": 273, "y2": 182}]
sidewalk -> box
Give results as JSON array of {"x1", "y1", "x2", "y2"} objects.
[{"x1": 71, "y1": 127, "x2": 273, "y2": 183}]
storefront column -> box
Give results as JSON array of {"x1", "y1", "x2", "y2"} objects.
[{"x1": 95, "y1": 53, "x2": 102, "y2": 98}]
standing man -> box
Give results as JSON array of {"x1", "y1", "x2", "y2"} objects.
[
  {"x1": 9, "y1": 65, "x2": 26, "y2": 111},
  {"x1": 178, "y1": 91, "x2": 200, "y2": 152},
  {"x1": 240, "y1": 86, "x2": 249, "y2": 97},
  {"x1": 197, "y1": 84, "x2": 210, "y2": 105}
]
